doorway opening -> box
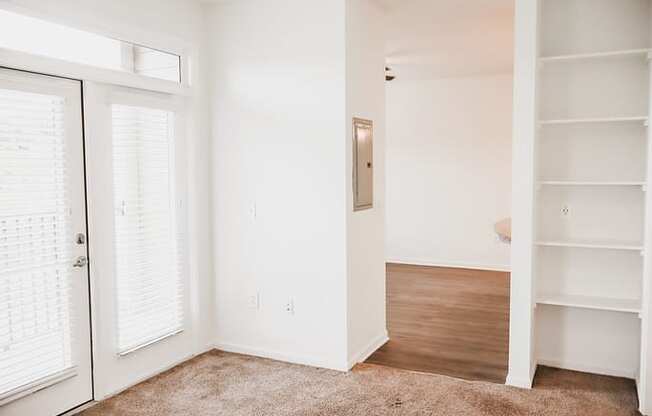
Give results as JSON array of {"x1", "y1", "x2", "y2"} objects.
[{"x1": 366, "y1": 0, "x2": 514, "y2": 383}]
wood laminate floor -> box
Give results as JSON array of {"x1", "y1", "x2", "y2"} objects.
[{"x1": 366, "y1": 263, "x2": 510, "y2": 384}]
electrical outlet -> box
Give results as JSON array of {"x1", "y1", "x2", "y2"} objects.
[
  {"x1": 284, "y1": 299, "x2": 294, "y2": 315},
  {"x1": 247, "y1": 292, "x2": 260, "y2": 310}
]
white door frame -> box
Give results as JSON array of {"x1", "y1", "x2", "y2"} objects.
[{"x1": 83, "y1": 81, "x2": 193, "y2": 400}]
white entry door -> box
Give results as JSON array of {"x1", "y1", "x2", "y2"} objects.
[{"x1": 0, "y1": 69, "x2": 92, "y2": 416}]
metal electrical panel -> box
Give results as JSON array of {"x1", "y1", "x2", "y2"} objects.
[{"x1": 353, "y1": 118, "x2": 373, "y2": 211}]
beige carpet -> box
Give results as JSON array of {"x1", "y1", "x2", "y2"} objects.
[{"x1": 82, "y1": 350, "x2": 640, "y2": 416}]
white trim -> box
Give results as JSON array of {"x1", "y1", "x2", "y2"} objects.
[
  {"x1": 505, "y1": 363, "x2": 537, "y2": 389},
  {"x1": 109, "y1": 87, "x2": 187, "y2": 110},
  {"x1": 347, "y1": 331, "x2": 389, "y2": 369},
  {"x1": 64, "y1": 345, "x2": 215, "y2": 414},
  {"x1": 537, "y1": 359, "x2": 636, "y2": 380},
  {"x1": 214, "y1": 342, "x2": 348, "y2": 372},
  {"x1": 0, "y1": 367, "x2": 78, "y2": 406},
  {"x1": 96, "y1": 343, "x2": 215, "y2": 401},
  {"x1": 60, "y1": 401, "x2": 96, "y2": 416},
  {"x1": 0, "y1": 48, "x2": 190, "y2": 95},
  {"x1": 386, "y1": 258, "x2": 511, "y2": 273},
  {"x1": 0, "y1": 1, "x2": 192, "y2": 56},
  {"x1": 638, "y1": 378, "x2": 648, "y2": 416},
  {"x1": 84, "y1": 81, "x2": 195, "y2": 400},
  {"x1": 0, "y1": 1, "x2": 195, "y2": 89},
  {"x1": 99, "y1": 353, "x2": 189, "y2": 399}
]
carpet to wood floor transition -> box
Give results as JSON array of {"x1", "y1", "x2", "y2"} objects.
[
  {"x1": 367, "y1": 264, "x2": 510, "y2": 383},
  {"x1": 82, "y1": 350, "x2": 640, "y2": 416}
]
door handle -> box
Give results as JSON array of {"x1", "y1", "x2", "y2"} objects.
[{"x1": 73, "y1": 256, "x2": 88, "y2": 268}]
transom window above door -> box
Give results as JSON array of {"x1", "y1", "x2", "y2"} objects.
[{"x1": 0, "y1": 9, "x2": 181, "y2": 83}]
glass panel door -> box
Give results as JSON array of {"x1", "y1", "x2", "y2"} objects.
[{"x1": 0, "y1": 68, "x2": 92, "y2": 416}]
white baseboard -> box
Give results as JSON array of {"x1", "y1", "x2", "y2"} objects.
[
  {"x1": 505, "y1": 363, "x2": 537, "y2": 389},
  {"x1": 537, "y1": 358, "x2": 636, "y2": 380},
  {"x1": 347, "y1": 331, "x2": 389, "y2": 369},
  {"x1": 95, "y1": 343, "x2": 216, "y2": 401},
  {"x1": 637, "y1": 377, "x2": 648, "y2": 416},
  {"x1": 214, "y1": 341, "x2": 348, "y2": 372},
  {"x1": 386, "y1": 257, "x2": 510, "y2": 273}
]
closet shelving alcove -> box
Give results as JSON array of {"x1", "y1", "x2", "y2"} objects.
[{"x1": 533, "y1": 0, "x2": 652, "y2": 405}]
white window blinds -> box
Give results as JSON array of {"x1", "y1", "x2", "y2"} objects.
[
  {"x1": 0, "y1": 88, "x2": 75, "y2": 398},
  {"x1": 111, "y1": 104, "x2": 183, "y2": 355}
]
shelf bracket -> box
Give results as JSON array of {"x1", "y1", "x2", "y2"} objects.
[
  {"x1": 640, "y1": 250, "x2": 645, "y2": 257},
  {"x1": 642, "y1": 184, "x2": 647, "y2": 192}
]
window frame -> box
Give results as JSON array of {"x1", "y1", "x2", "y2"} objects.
[
  {"x1": 83, "y1": 82, "x2": 192, "y2": 399},
  {"x1": 0, "y1": 4, "x2": 194, "y2": 95}
]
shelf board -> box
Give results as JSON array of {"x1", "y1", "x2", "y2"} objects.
[
  {"x1": 539, "y1": 116, "x2": 648, "y2": 125},
  {"x1": 537, "y1": 293, "x2": 641, "y2": 314},
  {"x1": 538, "y1": 181, "x2": 646, "y2": 187},
  {"x1": 540, "y1": 48, "x2": 651, "y2": 63},
  {"x1": 535, "y1": 240, "x2": 643, "y2": 251}
]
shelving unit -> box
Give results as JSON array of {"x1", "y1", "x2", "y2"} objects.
[
  {"x1": 539, "y1": 116, "x2": 648, "y2": 125},
  {"x1": 535, "y1": 240, "x2": 644, "y2": 251},
  {"x1": 540, "y1": 48, "x2": 651, "y2": 63},
  {"x1": 536, "y1": 294, "x2": 641, "y2": 314},
  {"x1": 537, "y1": 181, "x2": 646, "y2": 187},
  {"x1": 532, "y1": 0, "x2": 652, "y2": 409}
]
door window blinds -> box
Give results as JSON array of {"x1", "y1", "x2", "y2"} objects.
[
  {"x1": 111, "y1": 104, "x2": 183, "y2": 355},
  {"x1": 0, "y1": 88, "x2": 75, "y2": 398}
]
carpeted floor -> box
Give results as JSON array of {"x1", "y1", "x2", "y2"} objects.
[{"x1": 81, "y1": 350, "x2": 640, "y2": 416}]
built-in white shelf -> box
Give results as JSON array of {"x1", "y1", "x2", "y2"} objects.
[
  {"x1": 537, "y1": 181, "x2": 646, "y2": 188},
  {"x1": 535, "y1": 240, "x2": 644, "y2": 251},
  {"x1": 540, "y1": 48, "x2": 651, "y2": 63},
  {"x1": 534, "y1": 0, "x2": 649, "y2": 390},
  {"x1": 539, "y1": 116, "x2": 648, "y2": 126},
  {"x1": 537, "y1": 293, "x2": 641, "y2": 314}
]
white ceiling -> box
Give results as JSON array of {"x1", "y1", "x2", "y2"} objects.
[
  {"x1": 379, "y1": 0, "x2": 514, "y2": 80},
  {"x1": 199, "y1": 0, "x2": 513, "y2": 80}
]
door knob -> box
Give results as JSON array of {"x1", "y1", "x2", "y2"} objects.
[{"x1": 73, "y1": 256, "x2": 88, "y2": 268}]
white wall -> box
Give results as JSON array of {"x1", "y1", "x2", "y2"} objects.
[
  {"x1": 207, "y1": 0, "x2": 350, "y2": 370},
  {"x1": 345, "y1": 0, "x2": 388, "y2": 366},
  {"x1": 385, "y1": 73, "x2": 513, "y2": 271},
  {"x1": 207, "y1": 0, "x2": 387, "y2": 371}
]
